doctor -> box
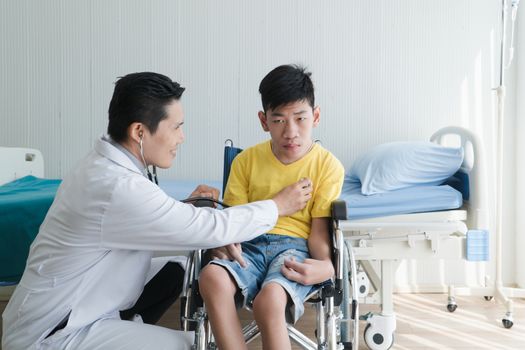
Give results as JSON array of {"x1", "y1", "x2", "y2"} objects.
[{"x1": 1, "y1": 72, "x2": 313, "y2": 350}]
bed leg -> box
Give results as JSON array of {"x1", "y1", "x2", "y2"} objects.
[{"x1": 447, "y1": 285, "x2": 457, "y2": 312}]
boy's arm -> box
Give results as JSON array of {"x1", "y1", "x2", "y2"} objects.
[
  {"x1": 223, "y1": 156, "x2": 249, "y2": 206},
  {"x1": 308, "y1": 217, "x2": 332, "y2": 262},
  {"x1": 281, "y1": 154, "x2": 344, "y2": 285},
  {"x1": 281, "y1": 217, "x2": 335, "y2": 285}
]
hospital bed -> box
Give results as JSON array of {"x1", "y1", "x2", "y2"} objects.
[
  {"x1": 336, "y1": 126, "x2": 490, "y2": 350},
  {"x1": 0, "y1": 147, "x2": 59, "y2": 299}
]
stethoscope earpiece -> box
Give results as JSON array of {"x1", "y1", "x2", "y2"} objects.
[{"x1": 138, "y1": 133, "x2": 158, "y2": 185}]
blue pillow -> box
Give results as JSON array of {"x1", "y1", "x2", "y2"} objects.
[{"x1": 347, "y1": 141, "x2": 464, "y2": 195}]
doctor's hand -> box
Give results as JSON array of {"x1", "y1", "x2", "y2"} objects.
[
  {"x1": 281, "y1": 258, "x2": 334, "y2": 286},
  {"x1": 272, "y1": 178, "x2": 313, "y2": 217},
  {"x1": 209, "y1": 243, "x2": 246, "y2": 267},
  {"x1": 187, "y1": 185, "x2": 220, "y2": 207},
  {"x1": 189, "y1": 184, "x2": 220, "y2": 200}
]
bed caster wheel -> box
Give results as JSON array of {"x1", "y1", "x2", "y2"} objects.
[
  {"x1": 447, "y1": 303, "x2": 457, "y2": 312},
  {"x1": 364, "y1": 324, "x2": 394, "y2": 350},
  {"x1": 484, "y1": 296, "x2": 493, "y2": 301},
  {"x1": 502, "y1": 319, "x2": 513, "y2": 329},
  {"x1": 446, "y1": 296, "x2": 457, "y2": 312},
  {"x1": 502, "y1": 312, "x2": 514, "y2": 329}
]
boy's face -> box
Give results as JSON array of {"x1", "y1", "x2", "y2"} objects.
[{"x1": 258, "y1": 100, "x2": 320, "y2": 164}]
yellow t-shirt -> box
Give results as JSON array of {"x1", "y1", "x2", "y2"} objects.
[{"x1": 224, "y1": 140, "x2": 344, "y2": 239}]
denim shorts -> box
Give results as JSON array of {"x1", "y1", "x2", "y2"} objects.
[{"x1": 208, "y1": 234, "x2": 315, "y2": 323}]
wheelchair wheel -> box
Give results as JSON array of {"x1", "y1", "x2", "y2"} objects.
[
  {"x1": 181, "y1": 283, "x2": 202, "y2": 331},
  {"x1": 343, "y1": 240, "x2": 359, "y2": 348},
  {"x1": 180, "y1": 251, "x2": 205, "y2": 331}
]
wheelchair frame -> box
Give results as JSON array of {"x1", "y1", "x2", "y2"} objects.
[{"x1": 179, "y1": 198, "x2": 359, "y2": 350}]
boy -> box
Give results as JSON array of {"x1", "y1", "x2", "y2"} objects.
[{"x1": 199, "y1": 64, "x2": 344, "y2": 350}]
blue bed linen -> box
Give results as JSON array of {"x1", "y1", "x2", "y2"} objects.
[
  {"x1": 341, "y1": 179, "x2": 463, "y2": 220},
  {"x1": 0, "y1": 176, "x2": 61, "y2": 282},
  {"x1": 0, "y1": 177, "x2": 220, "y2": 283}
]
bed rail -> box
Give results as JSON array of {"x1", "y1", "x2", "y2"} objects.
[
  {"x1": 0, "y1": 147, "x2": 44, "y2": 185},
  {"x1": 430, "y1": 126, "x2": 489, "y2": 230}
]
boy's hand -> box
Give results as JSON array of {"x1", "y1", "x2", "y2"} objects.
[
  {"x1": 272, "y1": 178, "x2": 313, "y2": 217},
  {"x1": 209, "y1": 243, "x2": 246, "y2": 267},
  {"x1": 281, "y1": 258, "x2": 334, "y2": 285}
]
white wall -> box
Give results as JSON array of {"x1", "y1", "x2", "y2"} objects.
[{"x1": 0, "y1": 0, "x2": 520, "y2": 287}]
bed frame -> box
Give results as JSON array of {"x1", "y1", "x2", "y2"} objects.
[
  {"x1": 340, "y1": 126, "x2": 491, "y2": 350},
  {"x1": 0, "y1": 147, "x2": 45, "y2": 300},
  {"x1": 0, "y1": 147, "x2": 44, "y2": 185}
]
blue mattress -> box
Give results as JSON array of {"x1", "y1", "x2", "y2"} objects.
[
  {"x1": 0, "y1": 176, "x2": 61, "y2": 282},
  {"x1": 341, "y1": 180, "x2": 463, "y2": 220}
]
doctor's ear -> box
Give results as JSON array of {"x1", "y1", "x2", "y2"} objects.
[{"x1": 128, "y1": 123, "x2": 146, "y2": 144}]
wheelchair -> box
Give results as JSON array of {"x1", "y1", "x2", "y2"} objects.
[{"x1": 179, "y1": 141, "x2": 360, "y2": 350}]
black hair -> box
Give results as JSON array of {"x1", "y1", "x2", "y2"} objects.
[
  {"x1": 258, "y1": 64, "x2": 315, "y2": 112},
  {"x1": 107, "y1": 72, "x2": 185, "y2": 142}
]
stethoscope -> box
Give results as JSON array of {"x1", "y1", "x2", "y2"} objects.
[
  {"x1": 136, "y1": 134, "x2": 225, "y2": 207},
  {"x1": 147, "y1": 165, "x2": 158, "y2": 185},
  {"x1": 139, "y1": 133, "x2": 158, "y2": 185}
]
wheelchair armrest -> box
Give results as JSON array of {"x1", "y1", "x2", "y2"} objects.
[
  {"x1": 321, "y1": 283, "x2": 344, "y2": 306},
  {"x1": 329, "y1": 200, "x2": 347, "y2": 307},
  {"x1": 331, "y1": 200, "x2": 347, "y2": 221},
  {"x1": 181, "y1": 197, "x2": 230, "y2": 208},
  {"x1": 190, "y1": 199, "x2": 215, "y2": 208}
]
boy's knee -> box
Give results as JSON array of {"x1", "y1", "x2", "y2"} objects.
[
  {"x1": 253, "y1": 283, "x2": 288, "y2": 317},
  {"x1": 199, "y1": 264, "x2": 236, "y2": 298}
]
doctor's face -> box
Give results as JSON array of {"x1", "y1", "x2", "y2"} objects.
[{"x1": 144, "y1": 100, "x2": 185, "y2": 169}]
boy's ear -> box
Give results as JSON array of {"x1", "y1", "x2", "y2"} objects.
[
  {"x1": 258, "y1": 111, "x2": 270, "y2": 132},
  {"x1": 312, "y1": 106, "x2": 321, "y2": 127}
]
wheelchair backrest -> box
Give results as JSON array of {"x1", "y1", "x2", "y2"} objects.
[
  {"x1": 222, "y1": 140, "x2": 243, "y2": 199},
  {"x1": 222, "y1": 140, "x2": 321, "y2": 199}
]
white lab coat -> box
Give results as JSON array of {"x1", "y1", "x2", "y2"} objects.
[{"x1": 2, "y1": 136, "x2": 278, "y2": 350}]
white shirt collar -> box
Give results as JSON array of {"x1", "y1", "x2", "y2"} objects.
[{"x1": 95, "y1": 135, "x2": 146, "y2": 177}]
